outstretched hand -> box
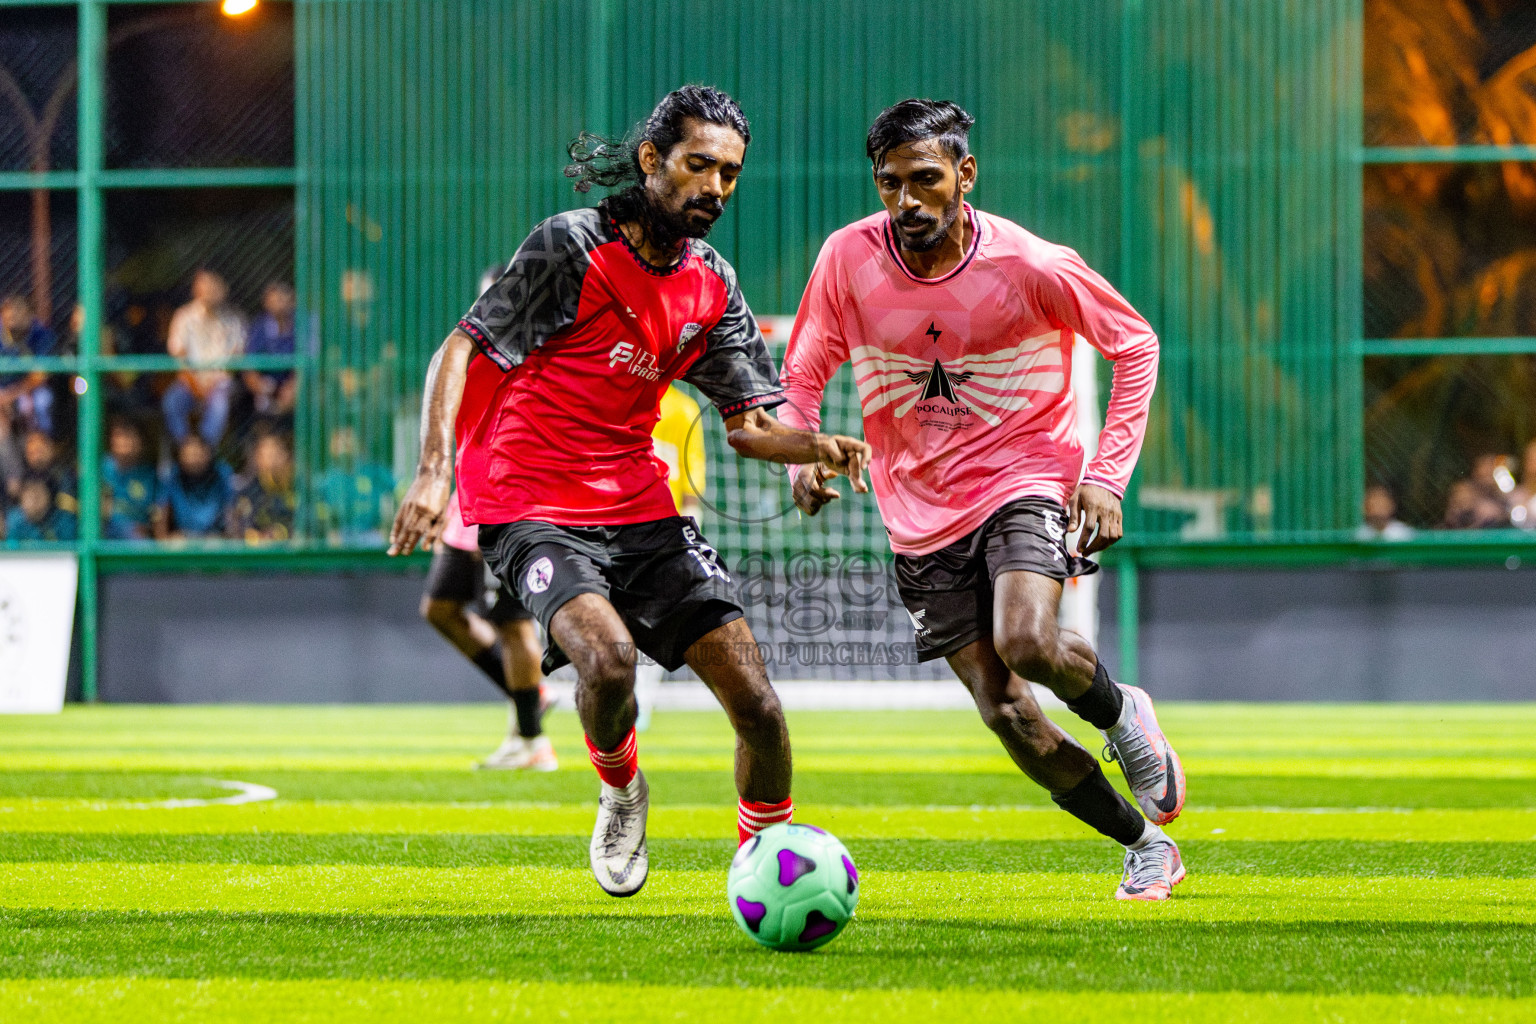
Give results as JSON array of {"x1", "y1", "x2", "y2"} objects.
[
  {"x1": 1068, "y1": 482, "x2": 1123, "y2": 556},
  {"x1": 792, "y1": 464, "x2": 842, "y2": 516},
  {"x1": 388, "y1": 471, "x2": 452, "y2": 556},
  {"x1": 814, "y1": 434, "x2": 871, "y2": 494}
]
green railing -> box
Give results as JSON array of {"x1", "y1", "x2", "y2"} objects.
[{"x1": 6, "y1": 0, "x2": 1536, "y2": 702}]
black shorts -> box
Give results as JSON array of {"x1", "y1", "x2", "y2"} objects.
[
  {"x1": 423, "y1": 544, "x2": 533, "y2": 625},
  {"x1": 894, "y1": 497, "x2": 1099, "y2": 663},
  {"x1": 479, "y1": 516, "x2": 742, "y2": 673}
]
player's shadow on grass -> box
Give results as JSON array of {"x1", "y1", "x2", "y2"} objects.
[{"x1": 3, "y1": 910, "x2": 1531, "y2": 997}]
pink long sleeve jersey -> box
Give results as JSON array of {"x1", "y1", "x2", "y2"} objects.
[{"x1": 779, "y1": 205, "x2": 1159, "y2": 555}]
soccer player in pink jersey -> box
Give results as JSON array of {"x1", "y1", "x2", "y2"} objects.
[{"x1": 780, "y1": 99, "x2": 1186, "y2": 901}]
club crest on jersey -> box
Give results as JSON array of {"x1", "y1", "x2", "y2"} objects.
[
  {"x1": 851, "y1": 323, "x2": 1066, "y2": 429},
  {"x1": 899, "y1": 325, "x2": 975, "y2": 418},
  {"x1": 905, "y1": 358, "x2": 975, "y2": 410},
  {"x1": 526, "y1": 556, "x2": 554, "y2": 594},
  {"x1": 607, "y1": 341, "x2": 661, "y2": 381},
  {"x1": 677, "y1": 322, "x2": 703, "y2": 352}
]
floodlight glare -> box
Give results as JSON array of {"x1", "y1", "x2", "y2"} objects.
[{"x1": 221, "y1": 0, "x2": 258, "y2": 16}]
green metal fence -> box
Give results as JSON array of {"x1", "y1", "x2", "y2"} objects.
[{"x1": 4, "y1": 0, "x2": 1536, "y2": 700}]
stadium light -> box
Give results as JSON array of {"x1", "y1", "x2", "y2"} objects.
[{"x1": 221, "y1": 0, "x2": 258, "y2": 16}]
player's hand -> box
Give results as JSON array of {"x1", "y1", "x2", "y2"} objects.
[
  {"x1": 1068, "y1": 482, "x2": 1123, "y2": 556},
  {"x1": 813, "y1": 434, "x2": 871, "y2": 494},
  {"x1": 388, "y1": 470, "x2": 452, "y2": 556},
  {"x1": 792, "y1": 463, "x2": 843, "y2": 517}
]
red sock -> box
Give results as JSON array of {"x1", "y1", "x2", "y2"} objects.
[
  {"x1": 585, "y1": 729, "x2": 638, "y2": 789},
  {"x1": 737, "y1": 796, "x2": 793, "y2": 845}
]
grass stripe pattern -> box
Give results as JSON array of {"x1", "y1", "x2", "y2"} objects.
[{"x1": 1, "y1": 704, "x2": 1533, "y2": 1022}]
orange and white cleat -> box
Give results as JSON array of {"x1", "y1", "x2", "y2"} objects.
[
  {"x1": 1115, "y1": 836, "x2": 1185, "y2": 901},
  {"x1": 1101, "y1": 684, "x2": 1185, "y2": 825},
  {"x1": 477, "y1": 735, "x2": 559, "y2": 772}
]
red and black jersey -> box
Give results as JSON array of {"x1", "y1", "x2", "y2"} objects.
[{"x1": 453, "y1": 205, "x2": 784, "y2": 526}]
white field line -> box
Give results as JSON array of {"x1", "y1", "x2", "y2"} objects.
[{"x1": 122, "y1": 779, "x2": 278, "y2": 809}]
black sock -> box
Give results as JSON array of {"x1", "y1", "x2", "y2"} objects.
[
  {"x1": 510, "y1": 688, "x2": 543, "y2": 739},
  {"x1": 471, "y1": 645, "x2": 510, "y2": 694},
  {"x1": 1051, "y1": 765, "x2": 1146, "y2": 846},
  {"x1": 1064, "y1": 660, "x2": 1124, "y2": 731}
]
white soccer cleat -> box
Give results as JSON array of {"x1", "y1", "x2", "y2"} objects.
[
  {"x1": 1116, "y1": 835, "x2": 1186, "y2": 901},
  {"x1": 590, "y1": 769, "x2": 649, "y2": 897},
  {"x1": 1101, "y1": 684, "x2": 1185, "y2": 825},
  {"x1": 476, "y1": 735, "x2": 559, "y2": 772}
]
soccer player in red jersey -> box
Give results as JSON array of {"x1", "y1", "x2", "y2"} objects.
[
  {"x1": 781, "y1": 100, "x2": 1186, "y2": 901},
  {"x1": 389, "y1": 86, "x2": 871, "y2": 897}
]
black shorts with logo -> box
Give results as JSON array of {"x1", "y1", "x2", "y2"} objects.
[
  {"x1": 894, "y1": 497, "x2": 1099, "y2": 663},
  {"x1": 479, "y1": 516, "x2": 742, "y2": 673},
  {"x1": 423, "y1": 544, "x2": 534, "y2": 625}
]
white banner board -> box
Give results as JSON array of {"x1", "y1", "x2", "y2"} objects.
[{"x1": 0, "y1": 554, "x2": 78, "y2": 714}]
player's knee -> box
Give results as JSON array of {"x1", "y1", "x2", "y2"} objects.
[
  {"x1": 994, "y1": 626, "x2": 1057, "y2": 682},
  {"x1": 503, "y1": 621, "x2": 541, "y2": 664},
  {"x1": 730, "y1": 684, "x2": 786, "y2": 741},
  {"x1": 420, "y1": 598, "x2": 459, "y2": 633},
  {"x1": 974, "y1": 695, "x2": 1007, "y2": 734},
  {"x1": 580, "y1": 641, "x2": 637, "y2": 697}
]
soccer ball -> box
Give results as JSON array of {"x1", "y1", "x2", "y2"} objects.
[{"x1": 727, "y1": 822, "x2": 859, "y2": 951}]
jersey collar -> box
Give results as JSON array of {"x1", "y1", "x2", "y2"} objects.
[
  {"x1": 607, "y1": 216, "x2": 694, "y2": 277},
  {"x1": 882, "y1": 203, "x2": 981, "y2": 285}
]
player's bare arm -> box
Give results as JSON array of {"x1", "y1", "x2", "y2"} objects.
[
  {"x1": 388, "y1": 329, "x2": 473, "y2": 556},
  {"x1": 724, "y1": 407, "x2": 869, "y2": 493},
  {"x1": 1069, "y1": 481, "x2": 1124, "y2": 556}
]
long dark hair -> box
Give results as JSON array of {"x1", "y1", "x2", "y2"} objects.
[{"x1": 565, "y1": 84, "x2": 751, "y2": 226}]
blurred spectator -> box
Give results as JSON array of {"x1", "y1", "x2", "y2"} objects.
[
  {"x1": 4, "y1": 476, "x2": 76, "y2": 544},
  {"x1": 1510, "y1": 438, "x2": 1536, "y2": 528},
  {"x1": 12, "y1": 429, "x2": 77, "y2": 518},
  {"x1": 154, "y1": 434, "x2": 233, "y2": 540},
  {"x1": 315, "y1": 426, "x2": 394, "y2": 544},
  {"x1": 230, "y1": 431, "x2": 297, "y2": 543},
  {"x1": 0, "y1": 416, "x2": 22, "y2": 490},
  {"x1": 1443, "y1": 453, "x2": 1514, "y2": 527},
  {"x1": 102, "y1": 418, "x2": 158, "y2": 540},
  {"x1": 243, "y1": 282, "x2": 299, "y2": 423},
  {"x1": 82, "y1": 303, "x2": 158, "y2": 424},
  {"x1": 0, "y1": 294, "x2": 60, "y2": 436},
  {"x1": 1356, "y1": 483, "x2": 1415, "y2": 541},
  {"x1": 163, "y1": 269, "x2": 245, "y2": 448}
]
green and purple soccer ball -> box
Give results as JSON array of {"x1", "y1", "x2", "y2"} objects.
[{"x1": 728, "y1": 822, "x2": 859, "y2": 951}]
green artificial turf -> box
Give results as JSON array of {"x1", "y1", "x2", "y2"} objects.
[{"x1": 1, "y1": 704, "x2": 1534, "y2": 1022}]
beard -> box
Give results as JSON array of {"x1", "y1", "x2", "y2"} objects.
[
  {"x1": 642, "y1": 185, "x2": 724, "y2": 251},
  {"x1": 894, "y1": 188, "x2": 963, "y2": 253}
]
